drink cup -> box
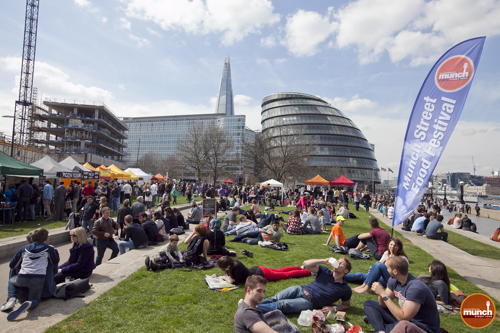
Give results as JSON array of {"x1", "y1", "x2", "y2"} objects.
[{"x1": 328, "y1": 257, "x2": 339, "y2": 268}]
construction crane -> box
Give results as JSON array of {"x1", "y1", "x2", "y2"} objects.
[{"x1": 11, "y1": 0, "x2": 40, "y2": 160}]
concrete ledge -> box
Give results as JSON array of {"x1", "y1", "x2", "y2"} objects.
[
  {"x1": 0, "y1": 203, "x2": 192, "y2": 262},
  {"x1": 0, "y1": 228, "x2": 70, "y2": 262}
]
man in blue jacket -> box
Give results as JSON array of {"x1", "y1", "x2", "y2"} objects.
[{"x1": 1, "y1": 228, "x2": 59, "y2": 321}]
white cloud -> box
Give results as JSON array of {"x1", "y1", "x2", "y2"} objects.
[
  {"x1": 146, "y1": 27, "x2": 162, "y2": 37},
  {"x1": 283, "y1": 9, "x2": 337, "y2": 57},
  {"x1": 323, "y1": 95, "x2": 377, "y2": 113},
  {"x1": 0, "y1": 57, "x2": 113, "y2": 104},
  {"x1": 128, "y1": 34, "x2": 150, "y2": 48},
  {"x1": 122, "y1": 0, "x2": 280, "y2": 45},
  {"x1": 234, "y1": 94, "x2": 252, "y2": 106},
  {"x1": 335, "y1": 0, "x2": 424, "y2": 64},
  {"x1": 388, "y1": 30, "x2": 448, "y2": 66},
  {"x1": 119, "y1": 17, "x2": 132, "y2": 31},
  {"x1": 260, "y1": 35, "x2": 277, "y2": 48},
  {"x1": 74, "y1": 0, "x2": 91, "y2": 8}
]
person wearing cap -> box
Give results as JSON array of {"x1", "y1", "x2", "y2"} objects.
[{"x1": 324, "y1": 216, "x2": 346, "y2": 247}]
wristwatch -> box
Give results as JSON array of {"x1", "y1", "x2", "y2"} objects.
[{"x1": 382, "y1": 295, "x2": 390, "y2": 302}]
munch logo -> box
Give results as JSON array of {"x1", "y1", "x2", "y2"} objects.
[
  {"x1": 435, "y1": 55, "x2": 474, "y2": 92},
  {"x1": 460, "y1": 293, "x2": 496, "y2": 328}
]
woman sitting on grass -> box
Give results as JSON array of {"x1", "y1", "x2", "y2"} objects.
[
  {"x1": 183, "y1": 224, "x2": 209, "y2": 266},
  {"x1": 418, "y1": 260, "x2": 451, "y2": 305},
  {"x1": 217, "y1": 256, "x2": 311, "y2": 284},
  {"x1": 345, "y1": 238, "x2": 408, "y2": 294},
  {"x1": 286, "y1": 210, "x2": 302, "y2": 234}
]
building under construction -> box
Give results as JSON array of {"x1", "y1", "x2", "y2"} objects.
[{"x1": 30, "y1": 101, "x2": 128, "y2": 167}]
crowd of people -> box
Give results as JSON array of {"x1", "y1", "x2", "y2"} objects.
[{"x1": 0, "y1": 180, "x2": 485, "y2": 332}]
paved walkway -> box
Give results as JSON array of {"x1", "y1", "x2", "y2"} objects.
[
  {"x1": 370, "y1": 209, "x2": 500, "y2": 302},
  {"x1": 0, "y1": 204, "x2": 195, "y2": 332}
]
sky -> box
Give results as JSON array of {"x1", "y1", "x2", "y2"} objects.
[{"x1": 0, "y1": 0, "x2": 499, "y2": 176}]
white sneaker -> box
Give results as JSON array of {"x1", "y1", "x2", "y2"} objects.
[{"x1": 0, "y1": 297, "x2": 17, "y2": 312}]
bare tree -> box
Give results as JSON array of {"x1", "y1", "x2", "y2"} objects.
[
  {"x1": 136, "y1": 152, "x2": 167, "y2": 174},
  {"x1": 164, "y1": 156, "x2": 184, "y2": 179},
  {"x1": 245, "y1": 128, "x2": 309, "y2": 183},
  {"x1": 177, "y1": 124, "x2": 206, "y2": 181},
  {"x1": 202, "y1": 125, "x2": 233, "y2": 185}
]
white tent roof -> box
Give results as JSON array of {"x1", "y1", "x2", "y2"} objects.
[
  {"x1": 260, "y1": 179, "x2": 283, "y2": 188},
  {"x1": 31, "y1": 155, "x2": 72, "y2": 178},
  {"x1": 125, "y1": 168, "x2": 152, "y2": 180},
  {"x1": 59, "y1": 156, "x2": 87, "y2": 171}
]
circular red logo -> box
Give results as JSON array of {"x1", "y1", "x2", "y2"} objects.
[{"x1": 435, "y1": 55, "x2": 474, "y2": 92}]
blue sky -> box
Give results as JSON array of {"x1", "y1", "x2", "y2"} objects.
[{"x1": 1, "y1": 0, "x2": 499, "y2": 176}]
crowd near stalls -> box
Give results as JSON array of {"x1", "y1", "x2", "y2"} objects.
[{"x1": 0, "y1": 168, "x2": 490, "y2": 331}]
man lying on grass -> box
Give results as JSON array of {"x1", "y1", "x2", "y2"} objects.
[{"x1": 256, "y1": 257, "x2": 352, "y2": 314}]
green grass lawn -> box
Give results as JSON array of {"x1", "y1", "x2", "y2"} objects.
[
  {"x1": 0, "y1": 219, "x2": 66, "y2": 239},
  {"x1": 47, "y1": 209, "x2": 499, "y2": 333},
  {"x1": 445, "y1": 229, "x2": 500, "y2": 260}
]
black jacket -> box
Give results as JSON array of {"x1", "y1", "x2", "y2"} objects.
[{"x1": 125, "y1": 223, "x2": 148, "y2": 247}]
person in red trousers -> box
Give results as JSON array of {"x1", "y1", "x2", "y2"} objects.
[{"x1": 217, "y1": 256, "x2": 310, "y2": 284}]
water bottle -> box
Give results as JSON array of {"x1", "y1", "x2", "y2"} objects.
[{"x1": 328, "y1": 257, "x2": 339, "y2": 268}]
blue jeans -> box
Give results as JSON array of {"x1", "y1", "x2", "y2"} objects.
[
  {"x1": 364, "y1": 299, "x2": 397, "y2": 332},
  {"x1": 231, "y1": 230, "x2": 260, "y2": 242},
  {"x1": 83, "y1": 219, "x2": 94, "y2": 234},
  {"x1": 345, "y1": 262, "x2": 390, "y2": 287},
  {"x1": 257, "y1": 285, "x2": 313, "y2": 314},
  {"x1": 111, "y1": 197, "x2": 120, "y2": 213},
  {"x1": 8, "y1": 275, "x2": 44, "y2": 309},
  {"x1": 118, "y1": 239, "x2": 146, "y2": 254}
]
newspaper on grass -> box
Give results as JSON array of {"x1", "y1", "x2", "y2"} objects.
[{"x1": 205, "y1": 274, "x2": 238, "y2": 291}]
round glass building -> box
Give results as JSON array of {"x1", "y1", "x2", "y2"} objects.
[{"x1": 261, "y1": 92, "x2": 380, "y2": 183}]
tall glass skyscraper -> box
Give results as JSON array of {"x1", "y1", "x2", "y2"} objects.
[
  {"x1": 123, "y1": 58, "x2": 255, "y2": 180},
  {"x1": 216, "y1": 57, "x2": 234, "y2": 116},
  {"x1": 261, "y1": 92, "x2": 380, "y2": 183}
]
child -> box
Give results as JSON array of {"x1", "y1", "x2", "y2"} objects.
[{"x1": 165, "y1": 234, "x2": 183, "y2": 264}]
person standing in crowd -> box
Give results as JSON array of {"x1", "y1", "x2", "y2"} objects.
[
  {"x1": 92, "y1": 207, "x2": 119, "y2": 266},
  {"x1": 15, "y1": 179, "x2": 33, "y2": 222},
  {"x1": 364, "y1": 256, "x2": 440, "y2": 333},
  {"x1": 110, "y1": 183, "x2": 121, "y2": 214},
  {"x1": 122, "y1": 182, "x2": 132, "y2": 201},
  {"x1": 42, "y1": 180, "x2": 54, "y2": 220},
  {"x1": 131, "y1": 196, "x2": 146, "y2": 221},
  {"x1": 81, "y1": 181, "x2": 95, "y2": 198},
  {"x1": 54, "y1": 182, "x2": 66, "y2": 221},
  {"x1": 361, "y1": 191, "x2": 371, "y2": 212},
  {"x1": 117, "y1": 199, "x2": 132, "y2": 238},
  {"x1": 72, "y1": 181, "x2": 81, "y2": 213},
  {"x1": 82, "y1": 196, "x2": 99, "y2": 234}
]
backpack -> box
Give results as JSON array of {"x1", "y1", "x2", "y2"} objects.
[
  {"x1": 145, "y1": 252, "x2": 172, "y2": 272},
  {"x1": 169, "y1": 227, "x2": 185, "y2": 235},
  {"x1": 330, "y1": 245, "x2": 348, "y2": 254},
  {"x1": 348, "y1": 248, "x2": 370, "y2": 260},
  {"x1": 54, "y1": 278, "x2": 91, "y2": 300}
]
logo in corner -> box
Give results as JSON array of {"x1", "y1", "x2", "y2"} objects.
[
  {"x1": 435, "y1": 55, "x2": 474, "y2": 92},
  {"x1": 460, "y1": 293, "x2": 496, "y2": 329}
]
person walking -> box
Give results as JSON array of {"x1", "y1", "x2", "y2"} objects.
[
  {"x1": 92, "y1": 207, "x2": 119, "y2": 266},
  {"x1": 54, "y1": 182, "x2": 66, "y2": 221},
  {"x1": 42, "y1": 180, "x2": 54, "y2": 220}
]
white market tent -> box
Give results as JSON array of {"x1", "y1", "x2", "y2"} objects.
[
  {"x1": 59, "y1": 156, "x2": 87, "y2": 172},
  {"x1": 31, "y1": 155, "x2": 72, "y2": 178},
  {"x1": 125, "y1": 167, "x2": 152, "y2": 182},
  {"x1": 260, "y1": 179, "x2": 284, "y2": 200},
  {"x1": 260, "y1": 179, "x2": 283, "y2": 188}
]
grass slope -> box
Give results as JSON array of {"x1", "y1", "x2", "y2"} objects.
[
  {"x1": 47, "y1": 209, "x2": 499, "y2": 333},
  {"x1": 0, "y1": 219, "x2": 66, "y2": 239},
  {"x1": 446, "y1": 229, "x2": 500, "y2": 260}
]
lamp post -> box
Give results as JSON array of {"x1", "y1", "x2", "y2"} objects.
[
  {"x1": 443, "y1": 184, "x2": 447, "y2": 202},
  {"x1": 459, "y1": 181, "x2": 465, "y2": 204}
]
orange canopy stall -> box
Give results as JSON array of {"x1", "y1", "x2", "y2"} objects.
[
  {"x1": 154, "y1": 173, "x2": 166, "y2": 181},
  {"x1": 304, "y1": 174, "x2": 330, "y2": 186}
]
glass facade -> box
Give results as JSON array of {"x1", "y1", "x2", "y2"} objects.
[
  {"x1": 123, "y1": 114, "x2": 252, "y2": 177},
  {"x1": 261, "y1": 93, "x2": 380, "y2": 183}
]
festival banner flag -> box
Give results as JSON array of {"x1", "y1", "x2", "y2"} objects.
[{"x1": 393, "y1": 37, "x2": 485, "y2": 227}]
